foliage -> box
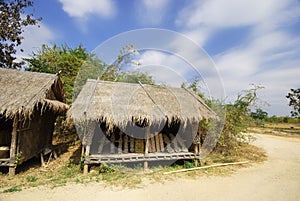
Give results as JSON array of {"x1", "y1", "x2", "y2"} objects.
[
  {"x1": 122, "y1": 71, "x2": 155, "y2": 85},
  {"x1": 184, "y1": 161, "x2": 195, "y2": 169},
  {"x1": 98, "y1": 164, "x2": 115, "y2": 174},
  {"x1": 26, "y1": 175, "x2": 37, "y2": 182},
  {"x1": 0, "y1": 0, "x2": 41, "y2": 68},
  {"x1": 264, "y1": 115, "x2": 300, "y2": 123},
  {"x1": 251, "y1": 108, "x2": 268, "y2": 120},
  {"x1": 286, "y1": 88, "x2": 300, "y2": 118},
  {"x1": 181, "y1": 78, "x2": 209, "y2": 105},
  {"x1": 25, "y1": 44, "x2": 91, "y2": 104},
  {"x1": 3, "y1": 186, "x2": 22, "y2": 193},
  {"x1": 25, "y1": 44, "x2": 155, "y2": 104},
  {"x1": 250, "y1": 108, "x2": 268, "y2": 126},
  {"x1": 218, "y1": 85, "x2": 264, "y2": 150}
]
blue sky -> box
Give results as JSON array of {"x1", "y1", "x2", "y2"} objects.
[{"x1": 19, "y1": 0, "x2": 300, "y2": 116}]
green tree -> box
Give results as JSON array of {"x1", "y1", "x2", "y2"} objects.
[
  {"x1": 25, "y1": 44, "x2": 155, "y2": 104},
  {"x1": 0, "y1": 0, "x2": 41, "y2": 68},
  {"x1": 286, "y1": 88, "x2": 300, "y2": 118},
  {"x1": 251, "y1": 108, "x2": 268, "y2": 120},
  {"x1": 122, "y1": 71, "x2": 154, "y2": 85},
  {"x1": 218, "y1": 85, "x2": 264, "y2": 150},
  {"x1": 25, "y1": 44, "x2": 92, "y2": 104}
]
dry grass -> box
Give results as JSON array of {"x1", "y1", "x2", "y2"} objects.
[
  {"x1": 249, "y1": 122, "x2": 300, "y2": 138},
  {"x1": 0, "y1": 141, "x2": 266, "y2": 193}
]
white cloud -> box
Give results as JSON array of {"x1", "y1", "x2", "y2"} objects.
[
  {"x1": 176, "y1": 0, "x2": 299, "y2": 46},
  {"x1": 58, "y1": 0, "x2": 116, "y2": 20},
  {"x1": 134, "y1": 50, "x2": 193, "y2": 86},
  {"x1": 214, "y1": 31, "x2": 300, "y2": 115},
  {"x1": 137, "y1": 0, "x2": 170, "y2": 25},
  {"x1": 177, "y1": 0, "x2": 295, "y2": 28},
  {"x1": 16, "y1": 23, "x2": 55, "y2": 61},
  {"x1": 175, "y1": 0, "x2": 300, "y2": 115}
]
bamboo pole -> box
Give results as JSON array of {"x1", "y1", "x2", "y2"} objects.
[
  {"x1": 83, "y1": 145, "x2": 90, "y2": 174},
  {"x1": 129, "y1": 136, "x2": 134, "y2": 153},
  {"x1": 163, "y1": 161, "x2": 249, "y2": 175},
  {"x1": 118, "y1": 132, "x2": 123, "y2": 154},
  {"x1": 144, "y1": 127, "x2": 150, "y2": 170},
  {"x1": 154, "y1": 132, "x2": 160, "y2": 152},
  {"x1": 124, "y1": 135, "x2": 129, "y2": 153},
  {"x1": 150, "y1": 136, "x2": 156, "y2": 153},
  {"x1": 9, "y1": 114, "x2": 19, "y2": 176},
  {"x1": 158, "y1": 133, "x2": 164, "y2": 152}
]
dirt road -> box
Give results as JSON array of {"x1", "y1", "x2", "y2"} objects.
[{"x1": 2, "y1": 134, "x2": 300, "y2": 201}]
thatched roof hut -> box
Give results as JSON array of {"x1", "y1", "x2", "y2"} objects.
[
  {"x1": 70, "y1": 79, "x2": 215, "y2": 130},
  {"x1": 69, "y1": 79, "x2": 217, "y2": 173},
  {"x1": 0, "y1": 68, "x2": 68, "y2": 175},
  {"x1": 0, "y1": 68, "x2": 68, "y2": 118}
]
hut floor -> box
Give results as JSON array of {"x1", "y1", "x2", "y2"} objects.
[{"x1": 87, "y1": 152, "x2": 198, "y2": 164}]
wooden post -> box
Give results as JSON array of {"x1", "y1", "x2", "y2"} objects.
[
  {"x1": 9, "y1": 114, "x2": 19, "y2": 176},
  {"x1": 150, "y1": 136, "x2": 156, "y2": 153},
  {"x1": 194, "y1": 143, "x2": 199, "y2": 167},
  {"x1": 118, "y1": 132, "x2": 123, "y2": 154},
  {"x1": 83, "y1": 145, "x2": 90, "y2": 174},
  {"x1": 40, "y1": 153, "x2": 45, "y2": 167},
  {"x1": 154, "y1": 132, "x2": 160, "y2": 152},
  {"x1": 144, "y1": 127, "x2": 150, "y2": 170},
  {"x1": 129, "y1": 136, "x2": 134, "y2": 153},
  {"x1": 110, "y1": 135, "x2": 115, "y2": 154},
  {"x1": 124, "y1": 135, "x2": 129, "y2": 153},
  {"x1": 158, "y1": 133, "x2": 164, "y2": 151}
]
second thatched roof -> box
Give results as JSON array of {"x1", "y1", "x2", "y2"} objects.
[
  {"x1": 0, "y1": 68, "x2": 69, "y2": 118},
  {"x1": 69, "y1": 79, "x2": 217, "y2": 129}
]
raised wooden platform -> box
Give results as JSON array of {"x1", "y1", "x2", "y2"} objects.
[
  {"x1": 0, "y1": 158, "x2": 10, "y2": 166},
  {"x1": 86, "y1": 152, "x2": 198, "y2": 164}
]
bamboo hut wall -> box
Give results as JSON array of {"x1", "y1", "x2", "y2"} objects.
[{"x1": 17, "y1": 108, "x2": 56, "y2": 164}]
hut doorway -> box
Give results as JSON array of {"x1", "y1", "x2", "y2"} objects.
[{"x1": 0, "y1": 115, "x2": 13, "y2": 158}]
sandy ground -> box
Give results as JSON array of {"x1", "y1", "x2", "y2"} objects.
[{"x1": 1, "y1": 134, "x2": 300, "y2": 201}]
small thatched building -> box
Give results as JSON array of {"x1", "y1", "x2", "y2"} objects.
[
  {"x1": 0, "y1": 68, "x2": 68, "y2": 175},
  {"x1": 69, "y1": 79, "x2": 217, "y2": 172}
]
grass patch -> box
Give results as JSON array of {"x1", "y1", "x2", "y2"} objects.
[
  {"x1": 0, "y1": 138, "x2": 267, "y2": 193},
  {"x1": 26, "y1": 175, "x2": 38, "y2": 182},
  {"x1": 3, "y1": 186, "x2": 22, "y2": 193}
]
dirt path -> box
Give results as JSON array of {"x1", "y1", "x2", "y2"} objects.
[{"x1": 2, "y1": 134, "x2": 300, "y2": 201}]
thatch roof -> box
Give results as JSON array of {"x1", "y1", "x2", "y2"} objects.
[
  {"x1": 69, "y1": 79, "x2": 217, "y2": 130},
  {"x1": 0, "y1": 68, "x2": 69, "y2": 118}
]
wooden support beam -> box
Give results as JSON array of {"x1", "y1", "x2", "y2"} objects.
[
  {"x1": 124, "y1": 135, "x2": 129, "y2": 153},
  {"x1": 83, "y1": 145, "x2": 90, "y2": 174},
  {"x1": 40, "y1": 153, "x2": 45, "y2": 167},
  {"x1": 158, "y1": 133, "x2": 164, "y2": 151},
  {"x1": 129, "y1": 136, "x2": 134, "y2": 153},
  {"x1": 9, "y1": 114, "x2": 19, "y2": 176},
  {"x1": 110, "y1": 135, "x2": 116, "y2": 154},
  {"x1": 144, "y1": 127, "x2": 150, "y2": 170},
  {"x1": 150, "y1": 136, "x2": 156, "y2": 153},
  {"x1": 118, "y1": 132, "x2": 123, "y2": 154},
  {"x1": 154, "y1": 133, "x2": 160, "y2": 152}
]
